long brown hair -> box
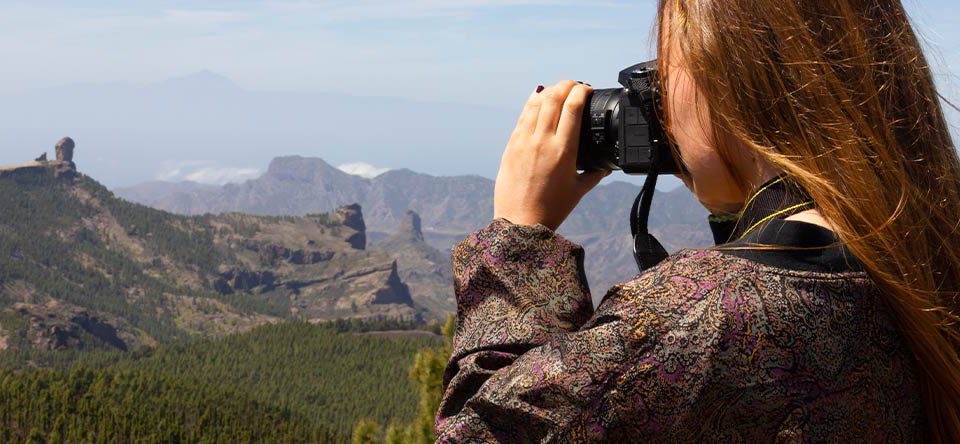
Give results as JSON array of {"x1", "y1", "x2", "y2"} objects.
[{"x1": 657, "y1": 0, "x2": 960, "y2": 440}]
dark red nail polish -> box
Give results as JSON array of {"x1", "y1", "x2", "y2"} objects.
[
  {"x1": 536, "y1": 85, "x2": 545, "y2": 93},
  {"x1": 577, "y1": 81, "x2": 584, "y2": 84}
]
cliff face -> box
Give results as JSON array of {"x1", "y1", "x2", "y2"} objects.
[
  {"x1": 0, "y1": 164, "x2": 418, "y2": 353},
  {"x1": 334, "y1": 204, "x2": 366, "y2": 250}
]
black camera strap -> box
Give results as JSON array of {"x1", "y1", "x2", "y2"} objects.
[
  {"x1": 630, "y1": 174, "x2": 815, "y2": 273},
  {"x1": 630, "y1": 172, "x2": 669, "y2": 272}
]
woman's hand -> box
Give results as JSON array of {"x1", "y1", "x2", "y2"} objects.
[{"x1": 493, "y1": 80, "x2": 610, "y2": 231}]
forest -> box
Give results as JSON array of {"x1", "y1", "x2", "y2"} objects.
[{"x1": 0, "y1": 320, "x2": 452, "y2": 443}]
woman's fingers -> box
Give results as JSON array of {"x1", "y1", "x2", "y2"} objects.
[
  {"x1": 513, "y1": 86, "x2": 545, "y2": 137},
  {"x1": 535, "y1": 80, "x2": 579, "y2": 136},
  {"x1": 556, "y1": 83, "x2": 591, "y2": 141},
  {"x1": 495, "y1": 81, "x2": 606, "y2": 230}
]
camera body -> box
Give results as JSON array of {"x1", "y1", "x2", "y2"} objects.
[{"x1": 577, "y1": 60, "x2": 679, "y2": 175}]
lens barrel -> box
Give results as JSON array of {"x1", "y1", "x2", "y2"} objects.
[{"x1": 577, "y1": 88, "x2": 624, "y2": 172}]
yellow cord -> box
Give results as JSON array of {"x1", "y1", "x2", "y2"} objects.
[
  {"x1": 738, "y1": 201, "x2": 815, "y2": 239},
  {"x1": 738, "y1": 176, "x2": 785, "y2": 219}
]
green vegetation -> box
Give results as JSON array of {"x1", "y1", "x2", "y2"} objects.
[
  {"x1": 0, "y1": 173, "x2": 185, "y2": 343},
  {"x1": 0, "y1": 367, "x2": 340, "y2": 443},
  {"x1": 0, "y1": 322, "x2": 443, "y2": 441},
  {"x1": 353, "y1": 315, "x2": 453, "y2": 444},
  {"x1": 86, "y1": 177, "x2": 225, "y2": 278},
  {"x1": 352, "y1": 419, "x2": 383, "y2": 444}
]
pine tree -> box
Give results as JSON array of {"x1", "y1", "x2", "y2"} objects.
[
  {"x1": 384, "y1": 423, "x2": 406, "y2": 444},
  {"x1": 352, "y1": 419, "x2": 382, "y2": 444}
]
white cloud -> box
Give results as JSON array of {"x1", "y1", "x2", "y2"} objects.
[
  {"x1": 183, "y1": 167, "x2": 261, "y2": 185},
  {"x1": 338, "y1": 162, "x2": 390, "y2": 179},
  {"x1": 156, "y1": 161, "x2": 261, "y2": 185}
]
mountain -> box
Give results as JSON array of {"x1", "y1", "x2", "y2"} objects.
[
  {"x1": 0, "y1": 159, "x2": 423, "y2": 354},
  {"x1": 117, "y1": 155, "x2": 714, "y2": 301}
]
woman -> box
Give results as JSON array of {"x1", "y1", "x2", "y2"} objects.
[{"x1": 436, "y1": 0, "x2": 960, "y2": 442}]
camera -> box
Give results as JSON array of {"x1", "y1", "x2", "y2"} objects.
[{"x1": 577, "y1": 60, "x2": 680, "y2": 175}]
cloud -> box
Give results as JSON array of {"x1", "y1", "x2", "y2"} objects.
[
  {"x1": 338, "y1": 162, "x2": 390, "y2": 179},
  {"x1": 156, "y1": 161, "x2": 261, "y2": 185}
]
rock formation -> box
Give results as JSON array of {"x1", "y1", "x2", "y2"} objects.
[
  {"x1": 372, "y1": 210, "x2": 455, "y2": 321},
  {"x1": 335, "y1": 204, "x2": 366, "y2": 250},
  {"x1": 10, "y1": 302, "x2": 128, "y2": 351},
  {"x1": 35, "y1": 153, "x2": 47, "y2": 162},
  {"x1": 213, "y1": 269, "x2": 277, "y2": 295},
  {"x1": 399, "y1": 210, "x2": 425, "y2": 242},
  {"x1": 372, "y1": 261, "x2": 414, "y2": 305},
  {"x1": 55, "y1": 137, "x2": 75, "y2": 162}
]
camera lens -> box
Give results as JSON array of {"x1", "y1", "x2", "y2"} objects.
[{"x1": 577, "y1": 88, "x2": 624, "y2": 172}]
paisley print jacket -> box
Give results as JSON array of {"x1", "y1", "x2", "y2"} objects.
[{"x1": 436, "y1": 218, "x2": 923, "y2": 443}]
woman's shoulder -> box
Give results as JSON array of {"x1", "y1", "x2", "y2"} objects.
[
  {"x1": 593, "y1": 245, "x2": 889, "y2": 367},
  {"x1": 600, "y1": 246, "x2": 874, "y2": 324},
  {"x1": 596, "y1": 245, "x2": 909, "y2": 379}
]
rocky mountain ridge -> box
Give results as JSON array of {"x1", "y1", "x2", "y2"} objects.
[{"x1": 117, "y1": 155, "x2": 714, "y2": 298}]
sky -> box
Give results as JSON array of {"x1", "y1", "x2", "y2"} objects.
[{"x1": 0, "y1": 0, "x2": 957, "y2": 188}]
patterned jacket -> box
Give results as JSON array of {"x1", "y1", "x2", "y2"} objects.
[{"x1": 435, "y1": 216, "x2": 923, "y2": 443}]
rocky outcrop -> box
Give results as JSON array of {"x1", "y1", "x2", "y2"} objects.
[
  {"x1": 373, "y1": 211, "x2": 455, "y2": 321},
  {"x1": 56, "y1": 137, "x2": 75, "y2": 162},
  {"x1": 0, "y1": 137, "x2": 78, "y2": 181},
  {"x1": 373, "y1": 261, "x2": 414, "y2": 305},
  {"x1": 335, "y1": 204, "x2": 366, "y2": 250},
  {"x1": 0, "y1": 161, "x2": 77, "y2": 181},
  {"x1": 214, "y1": 269, "x2": 277, "y2": 294},
  {"x1": 8, "y1": 302, "x2": 128, "y2": 351},
  {"x1": 398, "y1": 210, "x2": 424, "y2": 242},
  {"x1": 248, "y1": 242, "x2": 336, "y2": 266}
]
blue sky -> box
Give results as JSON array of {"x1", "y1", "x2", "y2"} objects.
[
  {"x1": 0, "y1": 1, "x2": 664, "y2": 106},
  {"x1": 0, "y1": 0, "x2": 957, "y2": 187}
]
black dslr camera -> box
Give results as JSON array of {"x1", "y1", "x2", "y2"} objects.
[{"x1": 577, "y1": 60, "x2": 679, "y2": 175}]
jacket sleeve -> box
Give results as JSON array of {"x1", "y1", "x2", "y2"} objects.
[{"x1": 435, "y1": 219, "x2": 730, "y2": 443}]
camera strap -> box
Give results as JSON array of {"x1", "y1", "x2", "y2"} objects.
[
  {"x1": 629, "y1": 172, "x2": 815, "y2": 273},
  {"x1": 630, "y1": 172, "x2": 669, "y2": 272}
]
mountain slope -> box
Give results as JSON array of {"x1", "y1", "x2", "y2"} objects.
[{"x1": 0, "y1": 162, "x2": 419, "y2": 353}]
